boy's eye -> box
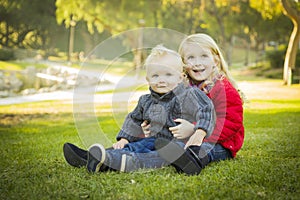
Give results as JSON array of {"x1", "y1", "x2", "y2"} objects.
[
  {"x1": 152, "y1": 74, "x2": 158, "y2": 78},
  {"x1": 166, "y1": 73, "x2": 173, "y2": 76},
  {"x1": 202, "y1": 54, "x2": 208, "y2": 57},
  {"x1": 187, "y1": 55, "x2": 194, "y2": 60}
]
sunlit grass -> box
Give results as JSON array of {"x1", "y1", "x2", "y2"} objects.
[
  {"x1": 0, "y1": 60, "x2": 48, "y2": 70},
  {"x1": 244, "y1": 99, "x2": 300, "y2": 112},
  {"x1": 0, "y1": 95, "x2": 299, "y2": 199}
]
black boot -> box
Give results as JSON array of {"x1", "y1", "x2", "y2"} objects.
[
  {"x1": 187, "y1": 145, "x2": 209, "y2": 169},
  {"x1": 155, "y1": 138, "x2": 203, "y2": 175},
  {"x1": 63, "y1": 143, "x2": 88, "y2": 168}
]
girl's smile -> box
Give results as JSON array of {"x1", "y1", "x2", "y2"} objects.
[{"x1": 191, "y1": 67, "x2": 205, "y2": 73}]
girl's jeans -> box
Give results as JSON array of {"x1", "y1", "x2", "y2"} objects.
[
  {"x1": 104, "y1": 137, "x2": 232, "y2": 172},
  {"x1": 200, "y1": 142, "x2": 232, "y2": 163}
]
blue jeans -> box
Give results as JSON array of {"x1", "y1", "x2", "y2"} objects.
[
  {"x1": 200, "y1": 142, "x2": 232, "y2": 163},
  {"x1": 103, "y1": 138, "x2": 231, "y2": 172},
  {"x1": 123, "y1": 137, "x2": 156, "y2": 153},
  {"x1": 105, "y1": 137, "x2": 170, "y2": 172}
]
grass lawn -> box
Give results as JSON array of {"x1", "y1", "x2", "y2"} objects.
[{"x1": 0, "y1": 88, "x2": 299, "y2": 199}]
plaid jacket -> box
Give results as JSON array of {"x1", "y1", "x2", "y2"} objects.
[{"x1": 116, "y1": 83, "x2": 215, "y2": 142}]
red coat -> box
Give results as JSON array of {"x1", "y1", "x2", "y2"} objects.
[{"x1": 201, "y1": 78, "x2": 244, "y2": 157}]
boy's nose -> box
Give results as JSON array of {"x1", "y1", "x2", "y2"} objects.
[{"x1": 158, "y1": 77, "x2": 166, "y2": 83}]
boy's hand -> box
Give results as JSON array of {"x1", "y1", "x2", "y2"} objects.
[
  {"x1": 113, "y1": 138, "x2": 129, "y2": 149},
  {"x1": 184, "y1": 129, "x2": 206, "y2": 149},
  {"x1": 141, "y1": 120, "x2": 151, "y2": 137},
  {"x1": 169, "y1": 118, "x2": 194, "y2": 139}
]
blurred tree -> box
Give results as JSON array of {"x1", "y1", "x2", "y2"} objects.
[
  {"x1": 249, "y1": 0, "x2": 299, "y2": 85},
  {"x1": 281, "y1": 0, "x2": 300, "y2": 85},
  {"x1": 234, "y1": 1, "x2": 263, "y2": 65},
  {"x1": 56, "y1": 0, "x2": 154, "y2": 33},
  {"x1": 201, "y1": 0, "x2": 292, "y2": 66},
  {"x1": 201, "y1": 0, "x2": 242, "y2": 65},
  {"x1": 235, "y1": 0, "x2": 292, "y2": 65},
  {"x1": 1, "y1": 0, "x2": 294, "y2": 70},
  {"x1": 0, "y1": 0, "x2": 64, "y2": 55},
  {"x1": 55, "y1": 0, "x2": 208, "y2": 67},
  {"x1": 56, "y1": 0, "x2": 159, "y2": 66},
  {"x1": 158, "y1": 0, "x2": 203, "y2": 33}
]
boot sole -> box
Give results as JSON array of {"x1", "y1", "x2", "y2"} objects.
[{"x1": 87, "y1": 144, "x2": 106, "y2": 173}]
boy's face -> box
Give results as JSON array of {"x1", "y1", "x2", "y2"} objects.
[{"x1": 146, "y1": 54, "x2": 183, "y2": 94}]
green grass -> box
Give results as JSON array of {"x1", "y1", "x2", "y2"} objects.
[
  {"x1": 0, "y1": 59, "x2": 137, "y2": 76},
  {"x1": 0, "y1": 60, "x2": 49, "y2": 71},
  {"x1": 0, "y1": 98, "x2": 299, "y2": 199}
]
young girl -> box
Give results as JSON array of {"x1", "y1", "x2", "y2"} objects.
[{"x1": 156, "y1": 33, "x2": 244, "y2": 175}]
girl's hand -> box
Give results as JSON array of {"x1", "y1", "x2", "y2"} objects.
[
  {"x1": 141, "y1": 120, "x2": 151, "y2": 137},
  {"x1": 113, "y1": 138, "x2": 129, "y2": 149},
  {"x1": 169, "y1": 119, "x2": 195, "y2": 139},
  {"x1": 184, "y1": 129, "x2": 206, "y2": 149}
]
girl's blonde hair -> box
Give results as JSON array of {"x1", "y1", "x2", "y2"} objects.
[
  {"x1": 178, "y1": 33, "x2": 246, "y2": 102},
  {"x1": 178, "y1": 33, "x2": 238, "y2": 89}
]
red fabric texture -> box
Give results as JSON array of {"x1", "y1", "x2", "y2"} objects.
[{"x1": 203, "y1": 78, "x2": 244, "y2": 157}]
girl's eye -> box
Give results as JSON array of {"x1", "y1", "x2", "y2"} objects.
[
  {"x1": 152, "y1": 74, "x2": 158, "y2": 78},
  {"x1": 202, "y1": 54, "x2": 209, "y2": 58},
  {"x1": 166, "y1": 73, "x2": 173, "y2": 76}
]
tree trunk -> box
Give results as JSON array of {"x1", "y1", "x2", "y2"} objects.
[{"x1": 281, "y1": 0, "x2": 300, "y2": 85}]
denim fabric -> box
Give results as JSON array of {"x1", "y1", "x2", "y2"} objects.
[
  {"x1": 103, "y1": 139, "x2": 230, "y2": 172},
  {"x1": 105, "y1": 148, "x2": 168, "y2": 172},
  {"x1": 104, "y1": 138, "x2": 185, "y2": 172},
  {"x1": 123, "y1": 137, "x2": 156, "y2": 153},
  {"x1": 200, "y1": 142, "x2": 232, "y2": 163}
]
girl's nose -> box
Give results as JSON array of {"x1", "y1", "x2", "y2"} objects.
[
  {"x1": 188, "y1": 59, "x2": 201, "y2": 66},
  {"x1": 195, "y1": 57, "x2": 203, "y2": 65}
]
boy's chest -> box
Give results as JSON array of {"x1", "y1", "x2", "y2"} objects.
[{"x1": 142, "y1": 99, "x2": 184, "y2": 126}]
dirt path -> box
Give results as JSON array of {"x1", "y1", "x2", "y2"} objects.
[
  {"x1": 0, "y1": 80, "x2": 299, "y2": 106},
  {"x1": 238, "y1": 81, "x2": 300, "y2": 100}
]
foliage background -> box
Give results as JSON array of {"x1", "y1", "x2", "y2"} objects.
[{"x1": 0, "y1": 0, "x2": 293, "y2": 61}]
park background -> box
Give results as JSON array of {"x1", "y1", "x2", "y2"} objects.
[{"x1": 0, "y1": 0, "x2": 299, "y2": 199}]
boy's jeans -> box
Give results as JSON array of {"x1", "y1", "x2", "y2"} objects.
[
  {"x1": 105, "y1": 137, "x2": 168, "y2": 171},
  {"x1": 104, "y1": 138, "x2": 232, "y2": 172}
]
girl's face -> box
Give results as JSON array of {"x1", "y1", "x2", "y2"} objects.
[
  {"x1": 146, "y1": 54, "x2": 183, "y2": 94},
  {"x1": 182, "y1": 43, "x2": 218, "y2": 82}
]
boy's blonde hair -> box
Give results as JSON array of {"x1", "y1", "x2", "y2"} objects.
[{"x1": 144, "y1": 44, "x2": 183, "y2": 74}]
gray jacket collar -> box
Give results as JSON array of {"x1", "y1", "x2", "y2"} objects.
[{"x1": 149, "y1": 82, "x2": 185, "y2": 102}]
